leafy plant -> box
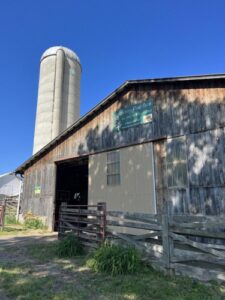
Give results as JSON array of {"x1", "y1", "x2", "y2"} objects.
[
  {"x1": 56, "y1": 233, "x2": 84, "y2": 258},
  {"x1": 23, "y1": 212, "x2": 46, "y2": 229},
  {"x1": 86, "y1": 242, "x2": 141, "y2": 276},
  {"x1": 24, "y1": 218, "x2": 45, "y2": 229}
]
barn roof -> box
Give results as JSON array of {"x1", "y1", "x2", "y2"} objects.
[{"x1": 15, "y1": 73, "x2": 225, "y2": 174}]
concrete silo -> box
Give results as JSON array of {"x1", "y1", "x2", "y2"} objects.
[{"x1": 33, "y1": 46, "x2": 81, "y2": 154}]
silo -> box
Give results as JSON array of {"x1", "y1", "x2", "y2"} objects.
[{"x1": 33, "y1": 46, "x2": 81, "y2": 154}]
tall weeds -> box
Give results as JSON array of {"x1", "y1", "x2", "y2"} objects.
[{"x1": 86, "y1": 242, "x2": 141, "y2": 276}]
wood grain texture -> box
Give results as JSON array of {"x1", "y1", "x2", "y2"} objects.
[{"x1": 22, "y1": 80, "x2": 225, "y2": 221}]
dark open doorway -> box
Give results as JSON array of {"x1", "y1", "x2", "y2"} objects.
[{"x1": 54, "y1": 157, "x2": 88, "y2": 230}]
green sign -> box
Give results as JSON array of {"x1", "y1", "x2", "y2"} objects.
[
  {"x1": 113, "y1": 99, "x2": 153, "y2": 131},
  {"x1": 34, "y1": 186, "x2": 41, "y2": 195}
]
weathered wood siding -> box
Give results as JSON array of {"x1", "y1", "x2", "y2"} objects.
[
  {"x1": 22, "y1": 164, "x2": 56, "y2": 228},
  {"x1": 154, "y1": 127, "x2": 225, "y2": 215},
  {"x1": 22, "y1": 79, "x2": 225, "y2": 225}
]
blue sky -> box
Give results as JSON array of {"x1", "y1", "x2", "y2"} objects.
[{"x1": 1, "y1": 0, "x2": 225, "y2": 173}]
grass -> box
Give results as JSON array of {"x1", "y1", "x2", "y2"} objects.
[
  {"x1": 0, "y1": 212, "x2": 47, "y2": 233},
  {"x1": 87, "y1": 243, "x2": 141, "y2": 276},
  {"x1": 0, "y1": 224, "x2": 49, "y2": 236},
  {"x1": 24, "y1": 218, "x2": 46, "y2": 230},
  {"x1": 0, "y1": 240, "x2": 224, "y2": 300},
  {"x1": 56, "y1": 233, "x2": 84, "y2": 258},
  {"x1": 4, "y1": 214, "x2": 20, "y2": 225}
]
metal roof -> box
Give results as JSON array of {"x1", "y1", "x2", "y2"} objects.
[
  {"x1": 0, "y1": 172, "x2": 22, "y2": 197},
  {"x1": 15, "y1": 73, "x2": 225, "y2": 174}
]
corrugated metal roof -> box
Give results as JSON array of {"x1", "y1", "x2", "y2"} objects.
[
  {"x1": 0, "y1": 173, "x2": 22, "y2": 197},
  {"x1": 15, "y1": 73, "x2": 225, "y2": 173}
]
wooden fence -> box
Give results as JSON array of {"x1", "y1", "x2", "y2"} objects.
[
  {"x1": 0, "y1": 198, "x2": 18, "y2": 216},
  {"x1": 58, "y1": 202, "x2": 225, "y2": 282}
]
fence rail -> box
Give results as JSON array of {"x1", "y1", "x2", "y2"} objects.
[{"x1": 58, "y1": 202, "x2": 225, "y2": 282}]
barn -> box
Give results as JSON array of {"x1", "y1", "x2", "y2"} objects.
[{"x1": 15, "y1": 74, "x2": 225, "y2": 230}]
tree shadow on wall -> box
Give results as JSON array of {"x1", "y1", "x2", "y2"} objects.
[{"x1": 75, "y1": 80, "x2": 225, "y2": 216}]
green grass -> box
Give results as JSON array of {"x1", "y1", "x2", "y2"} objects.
[
  {"x1": 87, "y1": 243, "x2": 141, "y2": 276},
  {"x1": 0, "y1": 224, "x2": 48, "y2": 236},
  {"x1": 0, "y1": 241, "x2": 224, "y2": 300},
  {"x1": 4, "y1": 214, "x2": 20, "y2": 225},
  {"x1": 24, "y1": 218, "x2": 46, "y2": 230},
  {"x1": 26, "y1": 241, "x2": 58, "y2": 262},
  {"x1": 0, "y1": 263, "x2": 56, "y2": 300},
  {"x1": 0, "y1": 260, "x2": 223, "y2": 300},
  {"x1": 56, "y1": 233, "x2": 85, "y2": 258}
]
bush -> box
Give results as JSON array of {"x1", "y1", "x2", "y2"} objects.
[
  {"x1": 24, "y1": 218, "x2": 45, "y2": 229},
  {"x1": 86, "y1": 242, "x2": 141, "y2": 276},
  {"x1": 56, "y1": 233, "x2": 84, "y2": 258},
  {"x1": 23, "y1": 212, "x2": 46, "y2": 229},
  {"x1": 5, "y1": 214, "x2": 18, "y2": 225}
]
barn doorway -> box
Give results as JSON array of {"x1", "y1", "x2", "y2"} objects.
[{"x1": 54, "y1": 157, "x2": 88, "y2": 230}]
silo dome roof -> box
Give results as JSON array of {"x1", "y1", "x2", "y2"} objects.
[{"x1": 41, "y1": 46, "x2": 80, "y2": 63}]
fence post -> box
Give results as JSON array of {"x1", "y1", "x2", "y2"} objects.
[
  {"x1": 0, "y1": 204, "x2": 5, "y2": 231},
  {"x1": 58, "y1": 202, "x2": 67, "y2": 239},
  {"x1": 97, "y1": 202, "x2": 106, "y2": 243},
  {"x1": 162, "y1": 201, "x2": 174, "y2": 274}
]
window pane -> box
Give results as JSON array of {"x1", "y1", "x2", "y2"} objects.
[
  {"x1": 107, "y1": 151, "x2": 120, "y2": 185},
  {"x1": 107, "y1": 162, "x2": 120, "y2": 175},
  {"x1": 115, "y1": 174, "x2": 120, "y2": 185},
  {"x1": 107, "y1": 164, "x2": 112, "y2": 174},
  {"x1": 107, "y1": 151, "x2": 119, "y2": 163},
  {"x1": 107, "y1": 174, "x2": 120, "y2": 185},
  {"x1": 113, "y1": 162, "x2": 120, "y2": 174}
]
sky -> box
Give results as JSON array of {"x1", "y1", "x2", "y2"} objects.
[{"x1": 1, "y1": 0, "x2": 225, "y2": 174}]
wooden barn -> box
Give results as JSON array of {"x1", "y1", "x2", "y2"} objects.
[{"x1": 16, "y1": 74, "x2": 225, "y2": 230}]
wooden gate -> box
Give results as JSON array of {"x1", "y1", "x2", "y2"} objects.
[{"x1": 58, "y1": 202, "x2": 106, "y2": 248}]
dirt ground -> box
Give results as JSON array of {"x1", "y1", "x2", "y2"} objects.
[
  {"x1": 0, "y1": 233, "x2": 224, "y2": 300},
  {"x1": 0, "y1": 234, "x2": 58, "y2": 300}
]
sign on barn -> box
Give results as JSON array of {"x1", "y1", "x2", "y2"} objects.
[{"x1": 113, "y1": 99, "x2": 153, "y2": 131}]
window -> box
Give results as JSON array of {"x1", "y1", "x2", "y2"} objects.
[
  {"x1": 107, "y1": 151, "x2": 120, "y2": 185},
  {"x1": 166, "y1": 138, "x2": 188, "y2": 188}
]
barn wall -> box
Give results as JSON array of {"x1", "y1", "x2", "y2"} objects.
[
  {"x1": 24, "y1": 80, "x2": 225, "y2": 164},
  {"x1": 22, "y1": 163, "x2": 56, "y2": 228},
  {"x1": 88, "y1": 143, "x2": 156, "y2": 213},
  {"x1": 154, "y1": 127, "x2": 225, "y2": 215},
  {"x1": 21, "y1": 79, "x2": 225, "y2": 224}
]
